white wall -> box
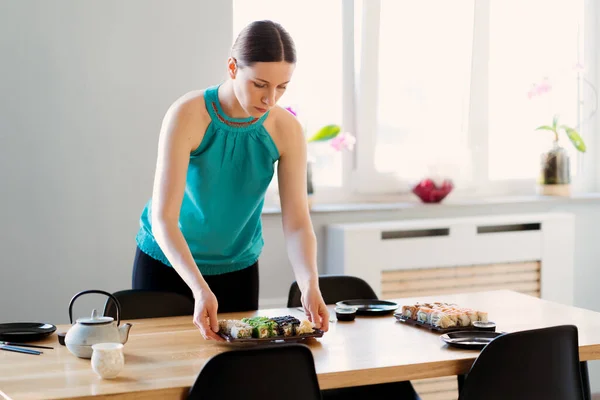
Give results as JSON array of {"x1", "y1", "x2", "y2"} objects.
[{"x1": 0, "y1": 0, "x2": 232, "y2": 323}]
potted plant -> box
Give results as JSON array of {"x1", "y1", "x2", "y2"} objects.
[
  {"x1": 285, "y1": 107, "x2": 355, "y2": 205},
  {"x1": 535, "y1": 115, "x2": 586, "y2": 196},
  {"x1": 527, "y1": 66, "x2": 596, "y2": 196}
]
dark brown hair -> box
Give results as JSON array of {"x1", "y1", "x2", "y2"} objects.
[{"x1": 231, "y1": 20, "x2": 296, "y2": 67}]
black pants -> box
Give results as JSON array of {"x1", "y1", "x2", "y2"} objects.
[{"x1": 132, "y1": 247, "x2": 259, "y2": 313}]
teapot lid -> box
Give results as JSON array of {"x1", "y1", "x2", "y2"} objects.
[{"x1": 76, "y1": 309, "x2": 114, "y2": 325}]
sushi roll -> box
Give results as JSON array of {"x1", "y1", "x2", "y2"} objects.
[
  {"x1": 417, "y1": 307, "x2": 434, "y2": 324},
  {"x1": 401, "y1": 305, "x2": 417, "y2": 319},
  {"x1": 477, "y1": 311, "x2": 488, "y2": 322},
  {"x1": 444, "y1": 311, "x2": 459, "y2": 325},
  {"x1": 241, "y1": 317, "x2": 277, "y2": 338},
  {"x1": 296, "y1": 319, "x2": 315, "y2": 335},
  {"x1": 271, "y1": 315, "x2": 300, "y2": 336},
  {"x1": 465, "y1": 310, "x2": 479, "y2": 324},
  {"x1": 430, "y1": 311, "x2": 456, "y2": 329},
  {"x1": 456, "y1": 311, "x2": 472, "y2": 327},
  {"x1": 218, "y1": 320, "x2": 253, "y2": 339}
]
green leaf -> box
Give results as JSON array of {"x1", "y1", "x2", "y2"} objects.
[
  {"x1": 535, "y1": 125, "x2": 555, "y2": 131},
  {"x1": 307, "y1": 124, "x2": 341, "y2": 142},
  {"x1": 561, "y1": 125, "x2": 587, "y2": 152},
  {"x1": 552, "y1": 115, "x2": 559, "y2": 130}
]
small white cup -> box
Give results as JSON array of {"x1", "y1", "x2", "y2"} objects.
[{"x1": 91, "y1": 343, "x2": 124, "y2": 379}]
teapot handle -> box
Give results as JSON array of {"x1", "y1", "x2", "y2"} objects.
[{"x1": 68, "y1": 289, "x2": 121, "y2": 326}]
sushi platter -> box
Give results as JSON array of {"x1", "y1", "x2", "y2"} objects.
[
  {"x1": 218, "y1": 315, "x2": 324, "y2": 344},
  {"x1": 395, "y1": 301, "x2": 489, "y2": 333}
]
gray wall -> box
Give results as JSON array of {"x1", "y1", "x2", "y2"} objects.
[{"x1": 0, "y1": 0, "x2": 232, "y2": 322}]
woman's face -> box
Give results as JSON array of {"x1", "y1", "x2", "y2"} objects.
[{"x1": 230, "y1": 60, "x2": 295, "y2": 117}]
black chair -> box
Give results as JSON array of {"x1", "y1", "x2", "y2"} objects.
[
  {"x1": 188, "y1": 344, "x2": 321, "y2": 400},
  {"x1": 458, "y1": 325, "x2": 587, "y2": 400},
  {"x1": 103, "y1": 289, "x2": 194, "y2": 320},
  {"x1": 287, "y1": 274, "x2": 378, "y2": 307}
]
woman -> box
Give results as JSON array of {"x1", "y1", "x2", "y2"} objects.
[{"x1": 133, "y1": 20, "x2": 329, "y2": 341}]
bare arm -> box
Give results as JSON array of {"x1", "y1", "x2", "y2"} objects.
[
  {"x1": 150, "y1": 93, "x2": 222, "y2": 340},
  {"x1": 277, "y1": 114, "x2": 329, "y2": 331}
]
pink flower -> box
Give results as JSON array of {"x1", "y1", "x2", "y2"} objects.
[
  {"x1": 527, "y1": 77, "x2": 552, "y2": 99},
  {"x1": 330, "y1": 132, "x2": 356, "y2": 151},
  {"x1": 284, "y1": 106, "x2": 297, "y2": 117}
]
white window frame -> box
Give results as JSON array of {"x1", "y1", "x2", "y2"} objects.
[
  {"x1": 264, "y1": 0, "x2": 596, "y2": 206},
  {"x1": 583, "y1": 0, "x2": 599, "y2": 193},
  {"x1": 343, "y1": 0, "x2": 594, "y2": 198}
]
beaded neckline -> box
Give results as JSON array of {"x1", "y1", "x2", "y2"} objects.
[
  {"x1": 208, "y1": 84, "x2": 268, "y2": 130},
  {"x1": 210, "y1": 102, "x2": 260, "y2": 128}
]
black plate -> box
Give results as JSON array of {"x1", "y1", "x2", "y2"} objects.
[
  {"x1": 440, "y1": 330, "x2": 504, "y2": 350},
  {"x1": 0, "y1": 323, "x2": 57, "y2": 342},
  {"x1": 335, "y1": 299, "x2": 399, "y2": 315},
  {"x1": 218, "y1": 329, "x2": 324, "y2": 346}
]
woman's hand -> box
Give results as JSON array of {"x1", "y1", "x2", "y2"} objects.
[
  {"x1": 193, "y1": 287, "x2": 224, "y2": 341},
  {"x1": 301, "y1": 283, "x2": 330, "y2": 332}
]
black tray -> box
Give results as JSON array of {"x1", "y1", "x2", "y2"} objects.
[
  {"x1": 394, "y1": 313, "x2": 477, "y2": 333},
  {"x1": 0, "y1": 323, "x2": 57, "y2": 342},
  {"x1": 218, "y1": 329, "x2": 324, "y2": 345},
  {"x1": 440, "y1": 331, "x2": 505, "y2": 350},
  {"x1": 336, "y1": 300, "x2": 398, "y2": 315}
]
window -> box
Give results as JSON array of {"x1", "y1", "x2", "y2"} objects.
[
  {"x1": 234, "y1": 0, "x2": 590, "y2": 200},
  {"x1": 374, "y1": 0, "x2": 474, "y2": 184},
  {"x1": 487, "y1": 0, "x2": 584, "y2": 181},
  {"x1": 355, "y1": 0, "x2": 585, "y2": 194},
  {"x1": 233, "y1": 0, "x2": 344, "y2": 189}
]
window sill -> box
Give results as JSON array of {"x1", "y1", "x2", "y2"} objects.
[{"x1": 261, "y1": 192, "x2": 600, "y2": 215}]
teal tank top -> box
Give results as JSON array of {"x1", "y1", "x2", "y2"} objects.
[{"x1": 136, "y1": 85, "x2": 280, "y2": 275}]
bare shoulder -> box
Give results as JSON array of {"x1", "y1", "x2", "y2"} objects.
[
  {"x1": 160, "y1": 89, "x2": 211, "y2": 151},
  {"x1": 164, "y1": 89, "x2": 209, "y2": 126},
  {"x1": 266, "y1": 106, "x2": 305, "y2": 157}
]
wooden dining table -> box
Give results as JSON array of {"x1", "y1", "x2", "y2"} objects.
[{"x1": 2, "y1": 290, "x2": 600, "y2": 400}]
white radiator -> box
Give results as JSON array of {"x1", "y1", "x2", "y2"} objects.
[{"x1": 326, "y1": 213, "x2": 575, "y2": 305}]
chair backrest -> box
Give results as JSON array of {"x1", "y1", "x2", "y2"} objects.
[
  {"x1": 459, "y1": 325, "x2": 585, "y2": 400},
  {"x1": 287, "y1": 274, "x2": 378, "y2": 308},
  {"x1": 103, "y1": 289, "x2": 194, "y2": 320},
  {"x1": 188, "y1": 343, "x2": 321, "y2": 400}
]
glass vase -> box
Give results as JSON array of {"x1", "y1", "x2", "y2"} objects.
[
  {"x1": 539, "y1": 143, "x2": 570, "y2": 185},
  {"x1": 538, "y1": 142, "x2": 571, "y2": 196}
]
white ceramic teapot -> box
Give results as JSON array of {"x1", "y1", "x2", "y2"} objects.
[{"x1": 64, "y1": 290, "x2": 132, "y2": 359}]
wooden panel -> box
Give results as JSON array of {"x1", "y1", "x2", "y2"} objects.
[
  {"x1": 382, "y1": 271, "x2": 540, "y2": 292},
  {"x1": 381, "y1": 261, "x2": 541, "y2": 299},
  {"x1": 383, "y1": 281, "x2": 541, "y2": 299},
  {"x1": 382, "y1": 261, "x2": 539, "y2": 280},
  {"x1": 419, "y1": 393, "x2": 458, "y2": 400},
  {"x1": 413, "y1": 376, "x2": 458, "y2": 400}
]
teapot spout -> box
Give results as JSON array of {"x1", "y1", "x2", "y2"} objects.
[{"x1": 119, "y1": 323, "x2": 132, "y2": 344}]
